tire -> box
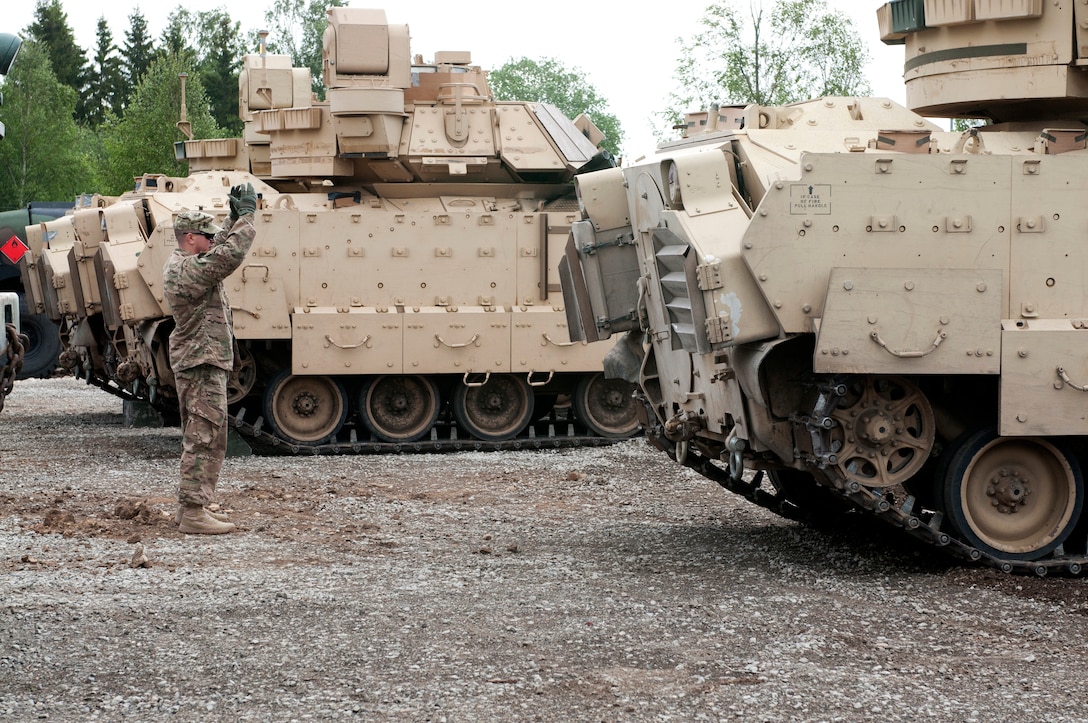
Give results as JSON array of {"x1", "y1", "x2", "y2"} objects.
[{"x1": 16, "y1": 301, "x2": 61, "y2": 380}]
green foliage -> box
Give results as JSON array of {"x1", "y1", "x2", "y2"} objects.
[
  {"x1": 951, "y1": 118, "x2": 988, "y2": 132},
  {"x1": 85, "y1": 17, "x2": 124, "y2": 127},
  {"x1": 120, "y1": 10, "x2": 155, "y2": 102},
  {"x1": 158, "y1": 11, "x2": 198, "y2": 66},
  {"x1": 0, "y1": 40, "x2": 97, "y2": 207},
  {"x1": 658, "y1": 0, "x2": 870, "y2": 138},
  {"x1": 99, "y1": 54, "x2": 223, "y2": 196},
  {"x1": 489, "y1": 57, "x2": 624, "y2": 157},
  {"x1": 193, "y1": 11, "x2": 246, "y2": 134},
  {"x1": 28, "y1": 0, "x2": 90, "y2": 123},
  {"x1": 264, "y1": 0, "x2": 347, "y2": 100}
]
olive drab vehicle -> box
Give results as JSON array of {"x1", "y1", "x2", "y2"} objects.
[
  {"x1": 19, "y1": 8, "x2": 639, "y2": 450},
  {"x1": 561, "y1": 1, "x2": 1088, "y2": 574}
]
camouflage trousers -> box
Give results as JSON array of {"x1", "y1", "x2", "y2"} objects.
[{"x1": 174, "y1": 365, "x2": 229, "y2": 506}]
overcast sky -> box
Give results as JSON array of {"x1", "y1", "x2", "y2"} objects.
[{"x1": 6, "y1": 1, "x2": 907, "y2": 159}]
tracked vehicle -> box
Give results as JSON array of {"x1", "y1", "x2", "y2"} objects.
[
  {"x1": 20, "y1": 8, "x2": 639, "y2": 450},
  {"x1": 562, "y1": 1, "x2": 1088, "y2": 574}
]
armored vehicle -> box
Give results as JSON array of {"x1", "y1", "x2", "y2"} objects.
[
  {"x1": 20, "y1": 8, "x2": 638, "y2": 449},
  {"x1": 0, "y1": 205, "x2": 68, "y2": 379},
  {"x1": 562, "y1": 1, "x2": 1088, "y2": 574}
]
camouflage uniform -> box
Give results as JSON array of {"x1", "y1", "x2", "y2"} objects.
[{"x1": 163, "y1": 210, "x2": 256, "y2": 507}]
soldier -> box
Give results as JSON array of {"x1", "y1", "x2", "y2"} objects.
[{"x1": 163, "y1": 183, "x2": 257, "y2": 534}]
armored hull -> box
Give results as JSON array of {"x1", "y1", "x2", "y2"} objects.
[
  {"x1": 20, "y1": 8, "x2": 639, "y2": 449},
  {"x1": 562, "y1": 2, "x2": 1088, "y2": 573}
]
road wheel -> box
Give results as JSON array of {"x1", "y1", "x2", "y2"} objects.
[
  {"x1": 358, "y1": 375, "x2": 440, "y2": 443},
  {"x1": 452, "y1": 374, "x2": 533, "y2": 441},
  {"x1": 262, "y1": 371, "x2": 348, "y2": 445},
  {"x1": 573, "y1": 373, "x2": 640, "y2": 438},
  {"x1": 941, "y1": 428, "x2": 1083, "y2": 561}
]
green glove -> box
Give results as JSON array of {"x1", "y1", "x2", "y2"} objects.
[
  {"x1": 228, "y1": 184, "x2": 244, "y2": 223},
  {"x1": 236, "y1": 182, "x2": 257, "y2": 216}
]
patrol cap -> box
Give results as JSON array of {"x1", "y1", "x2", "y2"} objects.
[{"x1": 174, "y1": 211, "x2": 221, "y2": 236}]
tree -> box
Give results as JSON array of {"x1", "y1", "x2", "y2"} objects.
[
  {"x1": 100, "y1": 53, "x2": 222, "y2": 195},
  {"x1": 27, "y1": 0, "x2": 90, "y2": 123},
  {"x1": 158, "y1": 10, "x2": 197, "y2": 66},
  {"x1": 264, "y1": 0, "x2": 347, "y2": 99},
  {"x1": 489, "y1": 57, "x2": 624, "y2": 158},
  {"x1": 85, "y1": 17, "x2": 124, "y2": 127},
  {"x1": 193, "y1": 10, "x2": 245, "y2": 134},
  {"x1": 659, "y1": 0, "x2": 870, "y2": 135},
  {"x1": 120, "y1": 9, "x2": 155, "y2": 103},
  {"x1": 0, "y1": 40, "x2": 96, "y2": 207}
]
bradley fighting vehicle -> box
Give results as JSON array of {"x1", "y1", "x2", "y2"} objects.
[
  {"x1": 561, "y1": 1, "x2": 1088, "y2": 574},
  {"x1": 20, "y1": 8, "x2": 639, "y2": 450}
]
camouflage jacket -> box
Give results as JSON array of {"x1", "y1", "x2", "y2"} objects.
[{"x1": 163, "y1": 216, "x2": 256, "y2": 373}]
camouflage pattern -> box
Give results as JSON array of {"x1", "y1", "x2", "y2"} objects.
[
  {"x1": 163, "y1": 215, "x2": 256, "y2": 372},
  {"x1": 164, "y1": 214, "x2": 256, "y2": 507},
  {"x1": 174, "y1": 210, "x2": 222, "y2": 236},
  {"x1": 174, "y1": 365, "x2": 228, "y2": 506}
]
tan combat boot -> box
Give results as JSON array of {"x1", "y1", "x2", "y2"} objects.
[
  {"x1": 178, "y1": 505, "x2": 237, "y2": 535},
  {"x1": 174, "y1": 506, "x2": 232, "y2": 526}
]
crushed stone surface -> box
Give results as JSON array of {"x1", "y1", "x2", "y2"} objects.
[{"x1": 2, "y1": 377, "x2": 1088, "y2": 721}]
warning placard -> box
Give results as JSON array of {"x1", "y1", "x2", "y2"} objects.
[
  {"x1": 1, "y1": 235, "x2": 28, "y2": 264},
  {"x1": 790, "y1": 184, "x2": 832, "y2": 215}
]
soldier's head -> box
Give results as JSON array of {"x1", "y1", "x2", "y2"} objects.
[{"x1": 174, "y1": 211, "x2": 221, "y2": 254}]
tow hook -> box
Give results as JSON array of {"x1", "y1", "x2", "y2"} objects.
[
  {"x1": 664, "y1": 410, "x2": 703, "y2": 464},
  {"x1": 726, "y1": 435, "x2": 747, "y2": 483}
]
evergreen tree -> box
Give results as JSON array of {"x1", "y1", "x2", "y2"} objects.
[
  {"x1": 85, "y1": 17, "x2": 124, "y2": 127},
  {"x1": 158, "y1": 11, "x2": 197, "y2": 66},
  {"x1": 0, "y1": 40, "x2": 96, "y2": 207},
  {"x1": 121, "y1": 9, "x2": 155, "y2": 104},
  {"x1": 101, "y1": 53, "x2": 222, "y2": 195},
  {"x1": 194, "y1": 11, "x2": 245, "y2": 135},
  {"x1": 27, "y1": 0, "x2": 90, "y2": 124}
]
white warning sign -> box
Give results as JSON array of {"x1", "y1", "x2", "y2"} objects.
[{"x1": 790, "y1": 184, "x2": 832, "y2": 215}]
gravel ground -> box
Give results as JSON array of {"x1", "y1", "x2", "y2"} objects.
[{"x1": 2, "y1": 377, "x2": 1088, "y2": 721}]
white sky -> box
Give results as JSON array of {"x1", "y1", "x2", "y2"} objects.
[{"x1": 6, "y1": 0, "x2": 907, "y2": 160}]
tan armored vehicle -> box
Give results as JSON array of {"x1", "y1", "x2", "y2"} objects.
[
  {"x1": 562, "y1": 1, "x2": 1088, "y2": 573},
  {"x1": 20, "y1": 8, "x2": 638, "y2": 449}
]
